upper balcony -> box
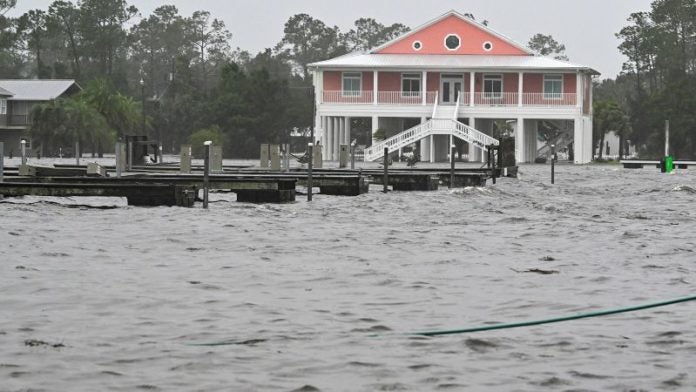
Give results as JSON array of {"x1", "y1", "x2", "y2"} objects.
[
  {"x1": 318, "y1": 70, "x2": 586, "y2": 112},
  {"x1": 321, "y1": 91, "x2": 577, "y2": 107}
]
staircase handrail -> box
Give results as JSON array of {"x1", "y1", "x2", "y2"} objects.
[
  {"x1": 431, "y1": 92, "x2": 439, "y2": 118},
  {"x1": 453, "y1": 93, "x2": 461, "y2": 121},
  {"x1": 364, "y1": 118, "x2": 498, "y2": 162}
]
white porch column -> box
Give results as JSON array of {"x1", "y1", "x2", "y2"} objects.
[
  {"x1": 574, "y1": 117, "x2": 583, "y2": 164},
  {"x1": 338, "y1": 117, "x2": 345, "y2": 150},
  {"x1": 518, "y1": 72, "x2": 524, "y2": 107},
  {"x1": 576, "y1": 73, "x2": 583, "y2": 108},
  {"x1": 326, "y1": 117, "x2": 334, "y2": 160},
  {"x1": 333, "y1": 117, "x2": 340, "y2": 160},
  {"x1": 373, "y1": 71, "x2": 378, "y2": 105},
  {"x1": 422, "y1": 71, "x2": 428, "y2": 105},
  {"x1": 371, "y1": 115, "x2": 379, "y2": 146},
  {"x1": 469, "y1": 71, "x2": 475, "y2": 107},
  {"x1": 345, "y1": 117, "x2": 351, "y2": 144},
  {"x1": 468, "y1": 117, "x2": 476, "y2": 161},
  {"x1": 419, "y1": 116, "x2": 430, "y2": 162},
  {"x1": 516, "y1": 117, "x2": 525, "y2": 163},
  {"x1": 320, "y1": 116, "x2": 327, "y2": 156},
  {"x1": 427, "y1": 135, "x2": 435, "y2": 162}
]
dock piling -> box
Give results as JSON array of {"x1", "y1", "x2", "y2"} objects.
[
  {"x1": 115, "y1": 142, "x2": 123, "y2": 178},
  {"x1": 383, "y1": 147, "x2": 389, "y2": 193},
  {"x1": 0, "y1": 142, "x2": 4, "y2": 183},
  {"x1": 21, "y1": 140, "x2": 26, "y2": 166},
  {"x1": 127, "y1": 141, "x2": 133, "y2": 171},
  {"x1": 180, "y1": 145, "x2": 192, "y2": 174},
  {"x1": 307, "y1": 143, "x2": 314, "y2": 202},
  {"x1": 260, "y1": 144, "x2": 269, "y2": 168},
  {"x1": 449, "y1": 144, "x2": 455, "y2": 189},
  {"x1": 350, "y1": 141, "x2": 356, "y2": 170},
  {"x1": 551, "y1": 144, "x2": 555, "y2": 185},
  {"x1": 75, "y1": 141, "x2": 80, "y2": 166},
  {"x1": 203, "y1": 140, "x2": 212, "y2": 208}
]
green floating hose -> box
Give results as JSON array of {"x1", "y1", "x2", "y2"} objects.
[{"x1": 412, "y1": 294, "x2": 696, "y2": 337}]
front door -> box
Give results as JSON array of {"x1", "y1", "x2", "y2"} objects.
[{"x1": 440, "y1": 75, "x2": 463, "y2": 105}]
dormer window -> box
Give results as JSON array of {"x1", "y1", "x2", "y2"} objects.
[{"x1": 444, "y1": 34, "x2": 461, "y2": 51}]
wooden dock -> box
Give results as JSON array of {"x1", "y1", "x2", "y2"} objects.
[
  {"x1": 0, "y1": 182, "x2": 196, "y2": 207},
  {"x1": 621, "y1": 160, "x2": 696, "y2": 169},
  {"x1": 0, "y1": 160, "x2": 516, "y2": 206}
]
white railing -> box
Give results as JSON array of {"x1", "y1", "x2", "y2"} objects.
[
  {"x1": 321, "y1": 91, "x2": 577, "y2": 107},
  {"x1": 522, "y1": 93, "x2": 576, "y2": 106},
  {"x1": 473, "y1": 92, "x2": 519, "y2": 106},
  {"x1": 364, "y1": 118, "x2": 498, "y2": 161},
  {"x1": 322, "y1": 90, "x2": 373, "y2": 104}
]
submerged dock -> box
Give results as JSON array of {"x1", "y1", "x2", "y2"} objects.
[{"x1": 0, "y1": 159, "x2": 515, "y2": 207}]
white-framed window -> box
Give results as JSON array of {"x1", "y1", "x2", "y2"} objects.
[
  {"x1": 483, "y1": 74, "x2": 503, "y2": 98},
  {"x1": 0, "y1": 99, "x2": 6, "y2": 115},
  {"x1": 342, "y1": 72, "x2": 362, "y2": 97},
  {"x1": 444, "y1": 34, "x2": 461, "y2": 51},
  {"x1": 482, "y1": 41, "x2": 493, "y2": 52},
  {"x1": 544, "y1": 74, "x2": 564, "y2": 99},
  {"x1": 401, "y1": 73, "x2": 421, "y2": 97},
  {"x1": 412, "y1": 40, "x2": 423, "y2": 51}
]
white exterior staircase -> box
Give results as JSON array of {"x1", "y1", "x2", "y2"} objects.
[{"x1": 364, "y1": 94, "x2": 499, "y2": 162}]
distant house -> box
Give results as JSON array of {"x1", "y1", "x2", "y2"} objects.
[
  {"x1": 310, "y1": 10, "x2": 599, "y2": 164},
  {"x1": 0, "y1": 79, "x2": 81, "y2": 152}
]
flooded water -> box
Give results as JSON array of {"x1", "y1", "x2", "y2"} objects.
[{"x1": 1, "y1": 163, "x2": 695, "y2": 391}]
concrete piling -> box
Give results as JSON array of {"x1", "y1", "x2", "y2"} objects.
[
  {"x1": 260, "y1": 144, "x2": 269, "y2": 168},
  {"x1": 270, "y1": 144, "x2": 281, "y2": 171},
  {"x1": 212, "y1": 145, "x2": 223, "y2": 172},
  {"x1": 180, "y1": 145, "x2": 192, "y2": 174},
  {"x1": 313, "y1": 145, "x2": 323, "y2": 169},
  {"x1": 339, "y1": 144, "x2": 348, "y2": 168}
]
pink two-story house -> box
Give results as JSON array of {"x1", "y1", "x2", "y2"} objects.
[{"x1": 309, "y1": 10, "x2": 597, "y2": 164}]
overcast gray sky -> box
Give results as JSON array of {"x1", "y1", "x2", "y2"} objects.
[{"x1": 9, "y1": 0, "x2": 653, "y2": 78}]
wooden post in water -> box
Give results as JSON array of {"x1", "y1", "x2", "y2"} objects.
[
  {"x1": 307, "y1": 143, "x2": 314, "y2": 202},
  {"x1": 551, "y1": 144, "x2": 555, "y2": 185},
  {"x1": 383, "y1": 147, "x2": 389, "y2": 193},
  {"x1": 20, "y1": 140, "x2": 26, "y2": 166},
  {"x1": 350, "y1": 140, "x2": 356, "y2": 170},
  {"x1": 75, "y1": 141, "x2": 80, "y2": 166},
  {"x1": 0, "y1": 142, "x2": 4, "y2": 183},
  {"x1": 449, "y1": 144, "x2": 455, "y2": 189},
  {"x1": 665, "y1": 120, "x2": 670, "y2": 157},
  {"x1": 492, "y1": 145, "x2": 497, "y2": 185},
  {"x1": 203, "y1": 140, "x2": 212, "y2": 209},
  {"x1": 127, "y1": 141, "x2": 133, "y2": 172},
  {"x1": 115, "y1": 142, "x2": 122, "y2": 178}
]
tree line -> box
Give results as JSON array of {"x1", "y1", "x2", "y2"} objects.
[
  {"x1": 0, "y1": 0, "x2": 410, "y2": 157},
  {"x1": 5, "y1": 0, "x2": 668, "y2": 160},
  {"x1": 595, "y1": 0, "x2": 696, "y2": 160}
]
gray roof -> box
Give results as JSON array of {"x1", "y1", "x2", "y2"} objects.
[
  {"x1": 0, "y1": 79, "x2": 80, "y2": 101},
  {"x1": 0, "y1": 86, "x2": 13, "y2": 96},
  {"x1": 310, "y1": 53, "x2": 598, "y2": 74}
]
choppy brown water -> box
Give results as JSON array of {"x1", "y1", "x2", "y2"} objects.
[{"x1": 1, "y1": 162, "x2": 695, "y2": 391}]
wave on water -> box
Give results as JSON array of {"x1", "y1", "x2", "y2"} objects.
[
  {"x1": 671, "y1": 185, "x2": 696, "y2": 193},
  {"x1": 0, "y1": 196, "x2": 125, "y2": 209}
]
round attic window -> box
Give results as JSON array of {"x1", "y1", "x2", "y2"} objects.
[
  {"x1": 444, "y1": 34, "x2": 461, "y2": 51},
  {"x1": 412, "y1": 40, "x2": 423, "y2": 51},
  {"x1": 483, "y1": 41, "x2": 493, "y2": 51}
]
